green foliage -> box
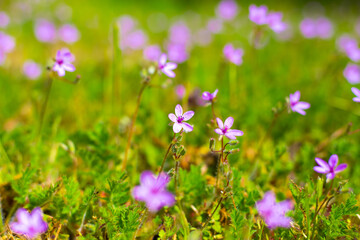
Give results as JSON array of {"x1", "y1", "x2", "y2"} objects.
[{"x1": 11, "y1": 167, "x2": 36, "y2": 204}]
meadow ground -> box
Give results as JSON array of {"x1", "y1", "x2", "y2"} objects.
[{"x1": 1, "y1": 0, "x2": 360, "y2": 239}]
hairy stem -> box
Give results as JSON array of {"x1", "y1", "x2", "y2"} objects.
[
  {"x1": 158, "y1": 133, "x2": 176, "y2": 175},
  {"x1": 202, "y1": 197, "x2": 223, "y2": 230},
  {"x1": 38, "y1": 76, "x2": 54, "y2": 139}
]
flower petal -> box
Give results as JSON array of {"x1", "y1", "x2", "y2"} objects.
[
  {"x1": 224, "y1": 117, "x2": 234, "y2": 128},
  {"x1": 225, "y1": 133, "x2": 236, "y2": 140},
  {"x1": 202, "y1": 92, "x2": 211, "y2": 101},
  {"x1": 351, "y1": 87, "x2": 360, "y2": 97},
  {"x1": 227, "y1": 129, "x2": 243, "y2": 136},
  {"x1": 165, "y1": 62, "x2": 177, "y2": 70},
  {"x1": 214, "y1": 128, "x2": 223, "y2": 135},
  {"x1": 313, "y1": 166, "x2": 329, "y2": 174},
  {"x1": 216, "y1": 118, "x2": 224, "y2": 129},
  {"x1": 212, "y1": 89, "x2": 218, "y2": 98},
  {"x1": 326, "y1": 172, "x2": 335, "y2": 180},
  {"x1": 173, "y1": 122, "x2": 182, "y2": 133},
  {"x1": 140, "y1": 171, "x2": 156, "y2": 187},
  {"x1": 328, "y1": 154, "x2": 338, "y2": 169},
  {"x1": 168, "y1": 113, "x2": 177, "y2": 122},
  {"x1": 335, "y1": 163, "x2": 347, "y2": 173},
  {"x1": 162, "y1": 68, "x2": 176, "y2": 78},
  {"x1": 159, "y1": 53, "x2": 167, "y2": 66},
  {"x1": 181, "y1": 122, "x2": 193, "y2": 132},
  {"x1": 182, "y1": 111, "x2": 194, "y2": 121},
  {"x1": 315, "y1": 158, "x2": 330, "y2": 171},
  {"x1": 175, "y1": 104, "x2": 183, "y2": 117}
]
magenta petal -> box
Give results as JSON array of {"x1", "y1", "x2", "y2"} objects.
[
  {"x1": 227, "y1": 129, "x2": 243, "y2": 136},
  {"x1": 165, "y1": 62, "x2": 177, "y2": 70},
  {"x1": 326, "y1": 172, "x2": 335, "y2": 180},
  {"x1": 182, "y1": 111, "x2": 194, "y2": 121},
  {"x1": 202, "y1": 92, "x2": 211, "y2": 101},
  {"x1": 173, "y1": 123, "x2": 182, "y2": 133},
  {"x1": 214, "y1": 128, "x2": 223, "y2": 135},
  {"x1": 313, "y1": 166, "x2": 328, "y2": 174},
  {"x1": 328, "y1": 154, "x2": 338, "y2": 169},
  {"x1": 140, "y1": 171, "x2": 156, "y2": 187},
  {"x1": 335, "y1": 163, "x2": 347, "y2": 173},
  {"x1": 181, "y1": 122, "x2": 193, "y2": 132},
  {"x1": 351, "y1": 87, "x2": 360, "y2": 97},
  {"x1": 225, "y1": 133, "x2": 236, "y2": 140},
  {"x1": 216, "y1": 118, "x2": 224, "y2": 129},
  {"x1": 162, "y1": 68, "x2": 176, "y2": 78},
  {"x1": 224, "y1": 117, "x2": 234, "y2": 128},
  {"x1": 175, "y1": 104, "x2": 183, "y2": 117},
  {"x1": 168, "y1": 113, "x2": 177, "y2": 122},
  {"x1": 159, "y1": 53, "x2": 167, "y2": 66},
  {"x1": 315, "y1": 158, "x2": 330, "y2": 171}
]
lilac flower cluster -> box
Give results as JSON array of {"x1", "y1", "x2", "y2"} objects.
[
  {"x1": 337, "y1": 35, "x2": 360, "y2": 85},
  {"x1": 118, "y1": 15, "x2": 147, "y2": 51},
  {"x1": 299, "y1": 17, "x2": 333, "y2": 39},
  {"x1": 0, "y1": 31, "x2": 15, "y2": 65},
  {"x1": 223, "y1": 44, "x2": 244, "y2": 65},
  {"x1": 249, "y1": 5, "x2": 287, "y2": 33},
  {"x1": 35, "y1": 19, "x2": 80, "y2": 44}
]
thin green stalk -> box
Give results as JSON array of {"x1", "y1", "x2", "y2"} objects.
[
  {"x1": 174, "y1": 160, "x2": 180, "y2": 194},
  {"x1": 158, "y1": 133, "x2": 176, "y2": 175},
  {"x1": 202, "y1": 197, "x2": 223, "y2": 230},
  {"x1": 38, "y1": 76, "x2": 54, "y2": 139},
  {"x1": 122, "y1": 80, "x2": 149, "y2": 170},
  {"x1": 216, "y1": 137, "x2": 224, "y2": 188}
]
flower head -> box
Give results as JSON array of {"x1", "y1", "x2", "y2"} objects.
[
  {"x1": 314, "y1": 154, "x2": 347, "y2": 180},
  {"x1": 223, "y1": 44, "x2": 244, "y2": 65},
  {"x1": 299, "y1": 17, "x2": 333, "y2": 39},
  {"x1": 344, "y1": 63, "x2": 360, "y2": 84},
  {"x1": 289, "y1": 91, "x2": 310, "y2": 115},
  {"x1": 23, "y1": 60, "x2": 42, "y2": 80},
  {"x1": 34, "y1": 19, "x2": 56, "y2": 43},
  {"x1": 175, "y1": 84, "x2": 186, "y2": 100},
  {"x1": 216, "y1": 0, "x2": 238, "y2": 21},
  {"x1": 202, "y1": 89, "x2": 218, "y2": 102},
  {"x1": 215, "y1": 117, "x2": 244, "y2": 140},
  {"x1": 256, "y1": 191, "x2": 293, "y2": 229},
  {"x1": 168, "y1": 104, "x2": 194, "y2": 133},
  {"x1": 158, "y1": 53, "x2": 177, "y2": 78},
  {"x1": 351, "y1": 87, "x2": 360, "y2": 102},
  {"x1": 132, "y1": 171, "x2": 175, "y2": 212},
  {"x1": 10, "y1": 207, "x2": 48, "y2": 239},
  {"x1": 0, "y1": 31, "x2": 15, "y2": 53},
  {"x1": 167, "y1": 42, "x2": 188, "y2": 63},
  {"x1": 58, "y1": 24, "x2": 80, "y2": 44},
  {"x1": 249, "y1": 5, "x2": 268, "y2": 25},
  {"x1": 143, "y1": 44, "x2": 161, "y2": 61},
  {"x1": 267, "y1": 12, "x2": 287, "y2": 33},
  {"x1": 52, "y1": 48, "x2": 75, "y2": 77}
]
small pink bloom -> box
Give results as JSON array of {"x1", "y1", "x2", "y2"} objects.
[
  {"x1": 23, "y1": 60, "x2": 42, "y2": 80},
  {"x1": 167, "y1": 42, "x2": 188, "y2": 63},
  {"x1": 299, "y1": 18, "x2": 317, "y2": 38},
  {"x1": 175, "y1": 84, "x2": 186, "y2": 100},
  {"x1": 343, "y1": 63, "x2": 360, "y2": 84},
  {"x1": 143, "y1": 45, "x2": 161, "y2": 61},
  {"x1": 168, "y1": 104, "x2": 194, "y2": 133},
  {"x1": 58, "y1": 24, "x2": 80, "y2": 44},
  {"x1": 249, "y1": 5, "x2": 268, "y2": 25},
  {"x1": 289, "y1": 91, "x2": 310, "y2": 115},
  {"x1": 169, "y1": 21, "x2": 191, "y2": 47},
  {"x1": 351, "y1": 87, "x2": 360, "y2": 102},
  {"x1": 299, "y1": 17, "x2": 333, "y2": 39},
  {"x1": 132, "y1": 171, "x2": 175, "y2": 212},
  {"x1": 216, "y1": 0, "x2": 238, "y2": 21},
  {"x1": 34, "y1": 19, "x2": 56, "y2": 43},
  {"x1": 0, "y1": 31, "x2": 15, "y2": 53},
  {"x1": 52, "y1": 48, "x2": 75, "y2": 77},
  {"x1": 267, "y1": 12, "x2": 287, "y2": 33},
  {"x1": 337, "y1": 35, "x2": 358, "y2": 53},
  {"x1": 215, "y1": 117, "x2": 244, "y2": 140},
  {"x1": 314, "y1": 154, "x2": 347, "y2": 180},
  {"x1": 202, "y1": 89, "x2": 218, "y2": 102},
  {"x1": 158, "y1": 53, "x2": 177, "y2": 78},
  {"x1": 256, "y1": 191, "x2": 293, "y2": 229},
  {"x1": 10, "y1": 207, "x2": 48, "y2": 239},
  {"x1": 223, "y1": 43, "x2": 244, "y2": 65},
  {"x1": 0, "y1": 12, "x2": 10, "y2": 28}
]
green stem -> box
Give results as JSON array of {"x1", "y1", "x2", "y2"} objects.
[
  {"x1": 122, "y1": 81, "x2": 148, "y2": 170},
  {"x1": 216, "y1": 137, "x2": 224, "y2": 188},
  {"x1": 202, "y1": 197, "x2": 223, "y2": 230},
  {"x1": 158, "y1": 133, "x2": 176, "y2": 175},
  {"x1": 38, "y1": 76, "x2": 54, "y2": 139}
]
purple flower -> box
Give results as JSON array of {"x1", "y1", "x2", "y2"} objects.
[
  {"x1": 299, "y1": 17, "x2": 333, "y2": 39},
  {"x1": 216, "y1": 0, "x2": 238, "y2": 21},
  {"x1": 223, "y1": 44, "x2": 244, "y2": 66},
  {"x1": 0, "y1": 31, "x2": 15, "y2": 53},
  {"x1": 34, "y1": 19, "x2": 56, "y2": 43},
  {"x1": 0, "y1": 12, "x2": 10, "y2": 28},
  {"x1": 314, "y1": 154, "x2": 347, "y2": 180},
  {"x1": 351, "y1": 87, "x2": 360, "y2": 102},
  {"x1": 346, "y1": 47, "x2": 360, "y2": 62},
  {"x1": 117, "y1": 15, "x2": 136, "y2": 36},
  {"x1": 167, "y1": 42, "x2": 188, "y2": 63},
  {"x1": 202, "y1": 89, "x2": 218, "y2": 102},
  {"x1": 337, "y1": 35, "x2": 358, "y2": 53},
  {"x1": 207, "y1": 18, "x2": 223, "y2": 34},
  {"x1": 52, "y1": 48, "x2": 75, "y2": 77},
  {"x1": 215, "y1": 117, "x2": 244, "y2": 140},
  {"x1": 289, "y1": 91, "x2": 310, "y2": 115},
  {"x1": 58, "y1": 24, "x2": 80, "y2": 44},
  {"x1": 169, "y1": 21, "x2": 191, "y2": 47},
  {"x1": 143, "y1": 45, "x2": 161, "y2": 61},
  {"x1": 249, "y1": 5, "x2": 268, "y2": 25},
  {"x1": 158, "y1": 53, "x2": 177, "y2": 78},
  {"x1": 121, "y1": 29, "x2": 148, "y2": 50},
  {"x1": 23, "y1": 60, "x2": 42, "y2": 80},
  {"x1": 132, "y1": 171, "x2": 175, "y2": 212},
  {"x1": 343, "y1": 63, "x2": 360, "y2": 84},
  {"x1": 10, "y1": 207, "x2": 48, "y2": 239},
  {"x1": 256, "y1": 191, "x2": 293, "y2": 229},
  {"x1": 175, "y1": 84, "x2": 186, "y2": 100},
  {"x1": 267, "y1": 12, "x2": 287, "y2": 33},
  {"x1": 168, "y1": 104, "x2": 194, "y2": 133}
]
